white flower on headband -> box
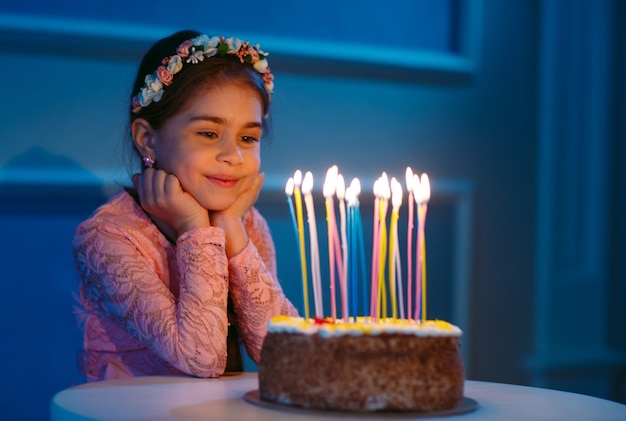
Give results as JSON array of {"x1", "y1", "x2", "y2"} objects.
[
  {"x1": 187, "y1": 48, "x2": 205, "y2": 64},
  {"x1": 253, "y1": 58, "x2": 268, "y2": 74},
  {"x1": 136, "y1": 74, "x2": 164, "y2": 107},
  {"x1": 225, "y1": 37, "x2": 243, "y2": 54},
  {"x1": 131, "y1": 34, "x2": 274, "y2": 114},
  {"x1": 144, "y1": 73, "x2": 163, "y2": 93},
  {"x1": 167, "y1": 55, "x2": 183, "y2": 74},
  {"x1": 191, "y1": 34, "x2": 221, "y2": 55}
]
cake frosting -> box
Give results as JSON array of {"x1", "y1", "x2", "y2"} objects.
[
  {"x1": 267, "y1": 315, "x2": 462, "y2": 337},
  {"x1": 259, "y1": 316, "x2": 465, "y2": 412}
]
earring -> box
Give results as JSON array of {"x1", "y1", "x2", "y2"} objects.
[{"x1": 142, "y1": 156, "x2": 155, "y2": 168}]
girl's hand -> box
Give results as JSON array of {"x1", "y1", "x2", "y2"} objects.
[
  {"x1": 132, "y1": 168, "x2": 210, "y2": 237},
  {"x1": 210, "y1": 171, "x2": 265, "y2": 256},
  {"x1": 210, "y1": 171, "x2": 264, "y2": 224}
]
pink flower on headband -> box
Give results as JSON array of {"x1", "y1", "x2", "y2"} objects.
[
  {"x1": 263, "y1": 69, "x2": 275, "y2": 94},
  {"x1": 249, "y1": 47, "x2": 259, "y2": 61},
  {"x1": 156, "y1": 66, "x2": 173, "y2": 85},
  {"x1": 176, "y1": 40, "x2": 193, "y2": 57}
]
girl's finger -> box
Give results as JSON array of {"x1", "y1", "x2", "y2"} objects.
[
  {"x1": 149, "y1": 169, "x2": 168, "y2": 203},
  {"x1": 163, "y1": 172, "x2": 183, "y2": 197}
]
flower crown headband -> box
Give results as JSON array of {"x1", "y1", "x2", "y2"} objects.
[{"x1": 131, "y1": 34, "x2": 274, "y2": 114}]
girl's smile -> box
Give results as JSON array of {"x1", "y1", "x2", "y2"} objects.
[{"x1": 206, "y1": 174, "x2": 240, "y2": 188}]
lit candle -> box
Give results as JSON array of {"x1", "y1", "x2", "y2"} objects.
[
  {"x1": 293, "y1": 170, "x2": 309, "y2": 320},
  {"x1": 370, "y1": 178, "x2": 381, "y2": 320},
  {"x1": 388, "y1": 177, "x2": 402, "y2": 319},
  {"x1": 405, "y1": 167, "x2": 415, "y2": 320},
  {"x1": 394, "y1": 223, "x2": 405, "y2": 320},
  {"x1": 351, "y1": 178, "x2": 368, "y2": 316},
  {"x1": 324, "y1": 165, "x2": 342, "y2": 321},
  {"x1": 377, "y1": 173, "x2": 390, "y2": 319},
  {"x1": 413, "y1": 174, "x2": 422, "y2": 321},
  {"x1": 302, "y1": 171, "x2": 323, "y2": 318},
  {"x1": 336, "y1": 173, "x2": 349, "y2": 321},
  {"x1": 345, "y1": 185, "x2": 356, "y2": 317},
  {"x1": 346, "y1": 179, "x2": 365, "y2": 317},
  {"x1": 418, "y1": 173, "x2": 431, "y2": 322}
]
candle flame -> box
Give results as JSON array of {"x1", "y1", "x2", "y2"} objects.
[
  {"x1": 405, "y1": 167, "x2": 414, "y2": 192},
  {"x1": 345, "y1": 186, "x2": 357, "y2": 206},
  {"x1": 323, "y1": 165, "x2": 338, "y2": 198},
  {"x1": 380, "y1": 172, "x2": 391, "y2": 200},
  {"x1": 373, "y1": 178, "x2": 381, "y2": 197},
  {"x1": 302, "y1": 171, "x2": 314, "y2": 195},
  {"x1": 412, "y1": 174, "x2": 421, "y2": 204},
  {"x1": 285, "y1": 177, "x2": 294, "y2": 196},
  {"x1": 336, "y1": 173, "x2": 346, "y2": 200},
  {"x1": 391, "y1": 177, "x2": 403, "y2": 210},
  {"x1": 349, "y1": 177, "x2": 361, "y2": 197},
  {"x1": 420, "y1": 173, "x2": 431, "y2": 203},
  {"x1": 293, "y1": 169, "x2": 303, "y2": 186}
]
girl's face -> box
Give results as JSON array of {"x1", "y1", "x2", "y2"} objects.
[{"x1": 152, "y1": 82, "x2": 263, "y2": 211}]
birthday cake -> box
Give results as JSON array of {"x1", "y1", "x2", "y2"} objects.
[{"x1": 258, "y1": 316, "x2": 465, "y2": 412}]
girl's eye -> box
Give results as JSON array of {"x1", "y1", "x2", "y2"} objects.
[
  {"x1": 241, "y1": 135, "x2": 260, "y2": 144},
  {"x1": 199, "y1": 131, "x2": 218, "y2": 139}
]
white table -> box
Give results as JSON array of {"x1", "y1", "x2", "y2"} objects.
[{"x1": 51, "y1": 372, "x2": 626, "y2": 421}]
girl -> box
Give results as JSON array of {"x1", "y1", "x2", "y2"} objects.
[{"x1": 72, "y1": 30, "x2": 298, "y2": 381}]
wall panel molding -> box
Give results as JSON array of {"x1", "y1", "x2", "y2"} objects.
[
  {"x1": 529, "y1": 0, "x2": 626, "y2": 399},
  {"x1": 0, "y1": 2, "x2": 482, "y2": 84}
]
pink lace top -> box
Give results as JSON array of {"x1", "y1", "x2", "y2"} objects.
[{"x1": 72, "y1": 190, "x2": 298, "y2": 381}]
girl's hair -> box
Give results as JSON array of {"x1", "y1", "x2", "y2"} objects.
[{"x1": 123, "y1": 30, "x2": 272, "y2": 172}]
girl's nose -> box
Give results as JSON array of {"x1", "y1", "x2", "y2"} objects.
[{"x1": 217, "y1": 137, "x2": 243, "y2": 165}]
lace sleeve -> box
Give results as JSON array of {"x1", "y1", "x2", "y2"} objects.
[
  {"x1": 73, "y1": 222, "x2": 229, "y2": 377},
  {"x1": 227, "y1": 208, "x2": 299, "y2": 363}
]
